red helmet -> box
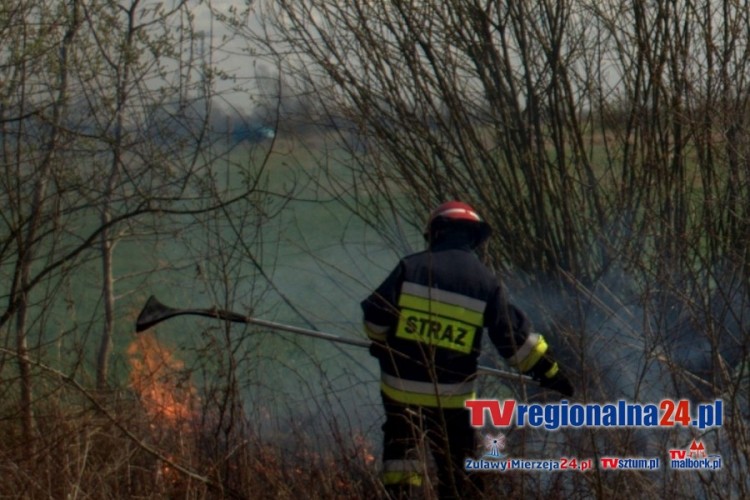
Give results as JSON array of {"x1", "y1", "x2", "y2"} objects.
[{"x1": 424, "y1": 201, "x2": 491, "y2": 245}]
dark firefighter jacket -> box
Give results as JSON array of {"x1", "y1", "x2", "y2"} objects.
[{"x1": 361, "y1": 236, "x2": 550, "y2": 408}]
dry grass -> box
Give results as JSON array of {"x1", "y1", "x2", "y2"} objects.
[{"x1": 0, "y1": 390, "x2": 383, "y2": 499}]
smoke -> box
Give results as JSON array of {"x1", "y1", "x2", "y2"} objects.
[{"x1": 504, "y1": 262, "x2": 747, "y2": 401}]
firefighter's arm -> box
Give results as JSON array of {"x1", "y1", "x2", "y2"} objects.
[
  {"x1": 361, "y1": 263, "x2": 404, "y2": 348},
  {"x1": 506, "y1": 331, "x2": 574, "y2": 397},
  {"x1": 486, "y1": 289, "x2": 574, "y2": 397}
]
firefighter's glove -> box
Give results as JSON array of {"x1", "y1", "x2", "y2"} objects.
[
  {"x1": 528, "y1": 353, "x2": 574, "y2": 397},
  {"x1": 539, "y1": 370, "x2": 574, "y2": 397}
]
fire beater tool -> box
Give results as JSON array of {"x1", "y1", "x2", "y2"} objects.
[{"x1": 135, "y1": 295, "x2": 533, "y2": 383}]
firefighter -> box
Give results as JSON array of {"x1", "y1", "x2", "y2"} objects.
[{"x1": 361, "y1": 201, "x2": 574, "y2": 499}]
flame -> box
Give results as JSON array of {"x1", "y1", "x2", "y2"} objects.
[
  {"x1": 352, "y1": 432, "x2": 376, "y2": 466},
  {"x1": 127, "y1": 332, "x2": 197, "y2": 426}
]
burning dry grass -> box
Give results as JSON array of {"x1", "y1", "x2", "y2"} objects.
[
  {"x1": 127, "y1": 332, "x2": 198, "y2": 427},
  {"x1": 0, "y1": 333, "x2": 383, "y2": 499}
]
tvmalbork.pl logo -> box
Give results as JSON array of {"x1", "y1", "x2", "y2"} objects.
[{"x1": 669, "y1": 439, "x2": 722, "y2": 470}]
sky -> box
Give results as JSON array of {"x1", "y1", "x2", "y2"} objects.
[{"x1": 190, "y1": 0, "x2": 269, "y2": 112}]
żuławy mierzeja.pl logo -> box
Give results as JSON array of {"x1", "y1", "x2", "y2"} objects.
[
  {"x1": 464, "y1": 430, "x2": 595, "y2": 472},
  {"x1": 464, "y1": 399, "x2": 723, "y2": 472}
]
